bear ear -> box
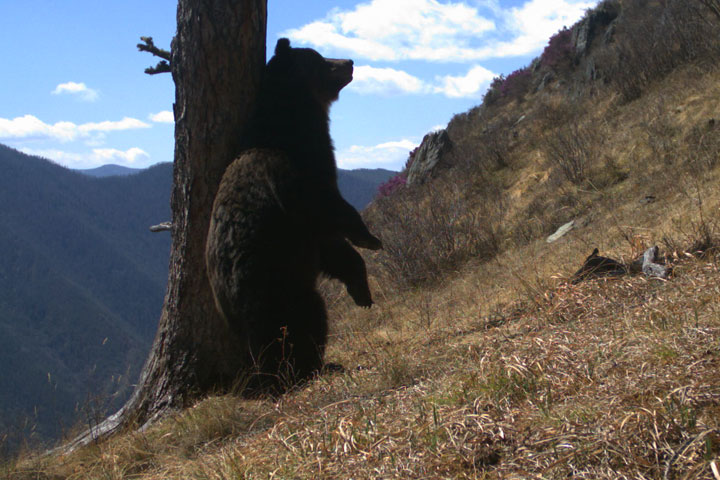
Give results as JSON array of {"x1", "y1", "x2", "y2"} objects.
[{"x1": 275, "y1": 38, "x2": 291, "y2": 56}]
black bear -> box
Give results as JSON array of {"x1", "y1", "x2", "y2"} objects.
[{"x1": 205, "y1": 38, "x2": 381, "y2": 393}]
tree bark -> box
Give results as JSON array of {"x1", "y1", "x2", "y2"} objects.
[{"x1": 63, "y1": 0, "x2": 267, "y2": 450}]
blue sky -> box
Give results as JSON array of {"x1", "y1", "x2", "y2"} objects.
[{"x1": 0, "y1": 0, "x2": 597, "y2": 171}]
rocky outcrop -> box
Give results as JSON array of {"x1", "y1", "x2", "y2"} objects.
[
  {"x1": 406, "y1": 129, "x2": 452, "y2": 185},
  {"x1": 571, "y1": 0, "x2": 620, "y2": 59}
]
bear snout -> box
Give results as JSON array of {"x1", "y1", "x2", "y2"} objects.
[{"x1": 327, "y1": 58, "x2": 354, "y2": 88}]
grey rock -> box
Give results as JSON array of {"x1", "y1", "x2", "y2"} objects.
[
  {"x1": 603, "y1": 19, "x2": 617, "y2": 45},
  {"x1": 547, "y1": 220, "x2": 576, "y2": 243},
  {"x1": 571, "y1": 1, "x2": 620, "y2": 59},
  {"x1": 573, "y1": 19, "x2": 591, "y2": 58},
  {"x1": 406, "y1": 129, "x2": 452, "y2": 185},
  {"x1": 642, "y1": 245, "x2": 669, "y2": 278},
  {"x1": 585, "y1": 58, "x2": 597, "y2": 81},
  {"x1": 536, "y1": 72, "x2": 556, "y2": 92}
]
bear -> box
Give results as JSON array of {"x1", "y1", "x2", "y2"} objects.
[{"x1": 205, "y1": 38, "x2": 382, "y2": 394}]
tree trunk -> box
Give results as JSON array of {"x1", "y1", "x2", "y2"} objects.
[{"x1": 64, "y1": 0, "x2": 267, "y2": 450}]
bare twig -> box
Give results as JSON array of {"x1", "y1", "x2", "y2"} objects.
[
  {"x1": 150, "y1": 221, "x2": 172, "y2": 232},
  {"x1": 137, "y1": 36, "x2": 171, "y2": 75}
]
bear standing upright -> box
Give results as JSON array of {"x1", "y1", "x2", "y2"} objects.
[{"x1": 205, "y1": 38, "x2": 382, "y2": 393}]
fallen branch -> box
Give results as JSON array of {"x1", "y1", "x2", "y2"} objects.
[{"x1": 149, "y1": 221, "x2": 172, "y2": 232}]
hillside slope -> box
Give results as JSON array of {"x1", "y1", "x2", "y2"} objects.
[
  {"x1": 337, "y1": 168, "x2": 396, "y2": 210},
  {"x1": 77, "y1": 164, "x2": 143, "y2": 177}
]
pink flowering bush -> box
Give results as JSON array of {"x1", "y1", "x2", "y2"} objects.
[
  {"x1": 376, "y1": 147, "x2": 418, "y2": 198},
  {"x1": 540, "y1": 27, "x2": 574, "y2": 71}
]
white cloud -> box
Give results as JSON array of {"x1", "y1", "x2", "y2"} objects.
[
  {"x1": 20, "y1": 147, "x2": 150, "y2": 169},
  {"x1": 286, "y1": 21, "x2": 397, "y2": 61},
  {"x1": 433, "y1": 65, "x2": 496, "y2": 98},
  {"x1": 148, "y1": 111, "x2": 174, "y2": 123},
  {"x1": 350, "y1": 65, "x2": 428, "y2": 95},
  {"x1": 337, "y1": 138, "x2": 417, "y2": 170},
  {"x1": 92, "y1": 147, "x2": 150, "y2": 165},
  {"x1": 0, "y1": 115, "x2": 77, "y2": 142},
  {"x1": 492, "y1": 0, "x2": 595, "y2": 57},
  {"x1": 284, "y1": 0, "x2": 495, "y2": 62},
  {"x1": 52, "y1": 81, "x2": 99, "y2": 102},
  {"x1": 0, "y1": 115, "x2": 150, "y2": 142},
  {"x1": 284, "y1": 0, "x2": 595, "y2": 62},
  {"x1": 348, "y1": 64, "x2": 496, "y2": 98},
  {"x1": 78, "y1": 118, "x2": 150, "y2": 135}
]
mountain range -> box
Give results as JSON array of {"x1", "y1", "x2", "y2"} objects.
[
  {"x1": 77, "y1": 163, "x2": 394, "y2": 212},
  {"x1": 77, "y1": 164, "x2": 142, "y2": 177}
]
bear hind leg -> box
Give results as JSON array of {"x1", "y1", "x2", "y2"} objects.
[{"x1": 244, "y1": 289, "x2": 329, "y2": 394}]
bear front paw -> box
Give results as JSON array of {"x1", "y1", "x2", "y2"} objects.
[{"x1": 347, "y1": 284, "x2": 373, "y2": 308}]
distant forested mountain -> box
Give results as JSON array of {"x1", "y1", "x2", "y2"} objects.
[
  {"x1": 77, "y1": 164, "x2": 143, "y2": 177},
  {"x1": 76, "y1": 161, "x2": 396, "y2": 211},
  {"x1": 0, "y1": 145, "x2": 393, "y2": 450},
  {"x1": 0, "y1": 145, "x2": 172, "y2": 449},
  {"x1": 337, "y1": 168, "x2": 396, "y2": 210}
]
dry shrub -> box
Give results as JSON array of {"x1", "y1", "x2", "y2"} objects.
[
  {"x1": 663, "y1": 195, "x2": 720, "y2": 260},
  {"x1": 601, "y1": 0, "x2": 720, "y2": 102},
  {"x1": 365, "y1": 108, "x2": 515, "y2": 289},
  {"x1": 535, "y1": 96, "x2": 581, "y2": 130},
  {"x1": 367, "y1": 177, "x2": 504, "y2": 288},
  {"x1": 464, "y1": 130, "x2": 511, "y2": 172},
  {"x1": 535, "y1": 95, "x2": 611, "y2": 187},
  {"x1": 446, "y1": 108, "x2": 516, "y2": 173},
  {"x1": 543, "y1": 121, "x2": 605, "y2": 185}
]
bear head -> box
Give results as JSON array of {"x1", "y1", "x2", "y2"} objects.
[{"x1": 267, "y1": 38, "x2": 354, "y2": 111}]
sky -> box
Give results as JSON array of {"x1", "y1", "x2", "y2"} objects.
[{"x1": 0, "y1": 0, "x2": 598, "y2": 172}]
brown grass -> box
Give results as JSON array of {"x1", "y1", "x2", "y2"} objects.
[{"x1": 8, "y1": 220, "x2": 719, "y2": 478}]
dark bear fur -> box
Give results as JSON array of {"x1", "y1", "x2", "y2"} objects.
[{"x1": 205, "y1": 38, "x2": 381, "y2": 393}]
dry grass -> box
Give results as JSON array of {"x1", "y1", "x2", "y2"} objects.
[{"x1": 8, "y1": 231, "x2": 719, "y2": 479}]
